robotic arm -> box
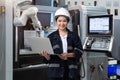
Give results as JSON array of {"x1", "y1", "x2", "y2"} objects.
[{"x1": 14, "y1": 0, "x2": 42, "y2": 32}]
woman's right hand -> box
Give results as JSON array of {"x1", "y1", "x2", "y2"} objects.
[{"x1": 40, "y1": 50, "x2": 51, "y2": 60}]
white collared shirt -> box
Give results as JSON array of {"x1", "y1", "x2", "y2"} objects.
[{"x1": 60, "y1": 35, "x2": 68, "y2": 53}]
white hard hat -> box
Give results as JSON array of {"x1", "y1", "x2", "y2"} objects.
[{"x1": 55, "y1": 7, "x2": 70, "y2": 20}]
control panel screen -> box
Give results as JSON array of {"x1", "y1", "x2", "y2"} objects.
[{"x1": 87, "y1": 15, "x2": 113, "y2": 35}]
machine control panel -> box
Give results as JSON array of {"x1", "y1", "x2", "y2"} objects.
[{"x1": 83, "y1": 36, "x2": 113, "y2": 52}]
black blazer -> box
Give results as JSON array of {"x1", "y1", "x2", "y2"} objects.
[{"x1": 42, "y1": 29, "x2": 83, "y2": 78}]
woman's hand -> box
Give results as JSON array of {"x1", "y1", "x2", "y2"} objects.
[
  {"x1": 40, "y1": 50, "x2": 51, "y2": 60},
  {"x1": 59, "y1": 53, "x2": 75, "y2": 60},
  {"x1": 59, "y1": 53, "x2": 68, "y2": 60}
]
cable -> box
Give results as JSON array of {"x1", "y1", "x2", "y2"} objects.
[
  {"x1": 76, "y1": 49, "x2": 86, "y2": 78},
  {"x1": 75, "y1": 49, "x2": 86, "y2": 78}
]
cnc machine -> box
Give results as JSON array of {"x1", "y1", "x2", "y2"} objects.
[
  {"x1": 68, "y1": 5, "x2": 114, "y2": 80},
  {"x1": 82, "y1": 14, "x2": 113, "y2": 80}
]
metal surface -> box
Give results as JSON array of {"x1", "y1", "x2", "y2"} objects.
[
  {"x1": 68, "y1": 5, "x2": 110, "y2": 80},
  {"x1": 15, "y1": 27, "x2": 18, "y2": 62},
  {"x1": 0, "y1": 0, "x2": 13, "y2": 80},
  {"x1": 81, "y1": 52, "x2": 108, "y2": 80},
  {"x1": 0, "y1": 4, "x2": 5, "y2": 80},
  {"x1": 112, "y1": 19, "x2": 120, "y2": 60}
]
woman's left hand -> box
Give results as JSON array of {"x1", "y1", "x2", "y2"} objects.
[
  {"x1": 59, "y1": 53, "x2": 67, "y2": 60},
  {"x1": 59, "y1": 53, "x2": 75, "y2": 60}
]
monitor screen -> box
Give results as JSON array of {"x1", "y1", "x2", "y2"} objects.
[{"x1": 87, "y1": 15, "x2": 113, "y2": 35}]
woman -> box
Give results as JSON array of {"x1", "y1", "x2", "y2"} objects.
[{"x1": 41, "y1": 7, "x2": 83, "y2": 80}]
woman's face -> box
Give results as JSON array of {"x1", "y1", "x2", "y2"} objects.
[{"x1": 56, "y1": 16, "x2": 68, "y2": 31}]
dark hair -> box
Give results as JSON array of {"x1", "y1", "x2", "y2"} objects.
[{"x1": 55, "y1": 15, "x2": 70, "y2": 22}]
